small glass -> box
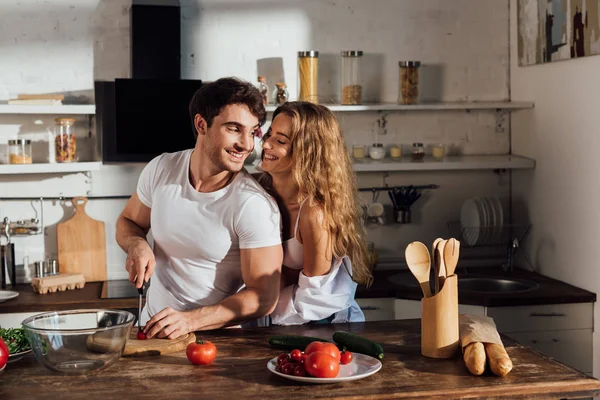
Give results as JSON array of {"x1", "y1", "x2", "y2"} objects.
[
  {"x1": 398, "y1": 61, "x2": 421, "y2": 105},
  {"x1": 412, "y1": 142, "x2": 425, "y2": 161},
  {"x1": 273, "y1": 82, "x2": 289, "y2": 105},
  {"x1": 389, "y1": 144, "x2": 402, "y2": 160},
  {"x1": 341, "y1": 50, "x2": 363, "y2": 105},
  {"x1": 432, "y1": 143, "x2": 446, "y2": 161},
  {"x1": 54, "y1": 117, "x2": 77, "y2": 163},
  {"x1": 8, "y1": 139, "x2": 32, "y2": 164},
  {"x1": 352, "y1": 144, "x2": 366, "y2": 160},
  {"x1": 257, "y1": 76, "x2": 269, "y2": 105}
]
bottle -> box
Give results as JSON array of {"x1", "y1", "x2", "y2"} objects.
[
  {"x1": 273, "y1": 82, "x2": 289, "y2": 106},
  {"x1": 298, "y1": 51, "x2": 319, "y2": 103},
  {"x1": 412, "y1": 142, "x2": 425, "y2": 161},
  {"x1": 257, "y1": 76, "x2": 269, "y2": 105},
  {"x1": 398, "y1": 61, "x2": 421, "y2": 105},
  {"x1": 54, "y1": 118, "x2": 77, "y2": 163},
  {"x1": 8, "y1": 139, "x2": 32, "y2": 164},
  {"x1": 341, "y1": 50, "x2": 363, "y2": 105}
]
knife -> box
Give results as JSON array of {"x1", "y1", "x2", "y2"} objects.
[{"x1": 137, "y1": 285, "x2": 144, "y2": 331}]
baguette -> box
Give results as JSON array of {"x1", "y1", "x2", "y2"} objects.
[
  {"x1": 463, "y1": 342, "x2": 486, "y2": 376},
  {"x1": 484, "y1": 343, "x2": 513, "y2": 377}
]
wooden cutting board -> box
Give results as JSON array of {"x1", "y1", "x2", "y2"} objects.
[
  {"x1": 87, "y1": 327, "x2": 196, "y2": 357},
  {"x1": 57, "y1": 197, "x2": 107, "y2": 282}
]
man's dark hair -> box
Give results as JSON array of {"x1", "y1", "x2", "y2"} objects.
[{"x1": 189, "y1": 77, "x2": 266, "y2": 139}]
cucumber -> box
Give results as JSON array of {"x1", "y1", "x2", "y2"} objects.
[
  {"x1": 332, "y1": 331, "x2": 384, "y2": 360},
  {"x1": 267, "y1": 335, "x2": 329, "y2": 350}
]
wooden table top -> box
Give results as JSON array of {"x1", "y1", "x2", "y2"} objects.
[{"x1": 1, "y1": 320, "x2": 599, "y2": 399}]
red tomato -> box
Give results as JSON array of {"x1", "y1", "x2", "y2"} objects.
[
  {"x1": 340, "y1": 350, "x2": 353, "y2": 365},
  {"x1": 304, "y1": 351, "x2": 340, "y2": 378},
  {"x1": 0, "y1": 337, "x2": 8, "y2": 369},
  {"x1": 186, "y1": 340, "x2": 217, "y2": 365},
  {"x1": 304, "y1": 341, "x2": 341, "y2": 362},
  {"x1": 136, "y1": 331, "x2": 147, "y2": 340},
  {"x1": 290, "y1": 349, "x2": 303, "y2": 362}
]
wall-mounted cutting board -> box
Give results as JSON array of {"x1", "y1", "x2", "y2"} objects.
[{"x1": 57, "y1": 197, "x2": 107, "y2": 282}]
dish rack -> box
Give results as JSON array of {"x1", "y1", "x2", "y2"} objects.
[{"x1": 447, "y1": 222, "x2": 531, "y2": 273}]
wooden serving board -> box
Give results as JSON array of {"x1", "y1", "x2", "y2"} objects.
[
  {"x1": 57, "y1": 197, "x2": 107, "y2": 282},
  {"x1": 87, "y1": 327, "x2": 196, "y2": 357}
]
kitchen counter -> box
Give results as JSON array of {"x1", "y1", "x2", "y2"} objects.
[
  {"x1": 0, "y1": 267, "x2": 595, "y2": 315},
  {"x1": 1, "y1": 320, "x2": 599, "y2": 399},
  {"x1": 357, "y1": 267, "x2": 597, "y2": 307}
]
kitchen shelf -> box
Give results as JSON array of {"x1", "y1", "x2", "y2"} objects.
[
  {"x1": 245, "y1": 155, "x2": 535, "y2": 173},
  {"x1": 0, "y1": 162, "x2": 102, "y2": 175},
  {"x1": 0, "y1": 104, "x2": 95, "y2": 115},
  {"x1": 264, "y1": 101, "x2": 534, "y2": 112}
]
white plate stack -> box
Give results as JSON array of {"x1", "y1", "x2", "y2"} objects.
[{"x1": 460, "y1": 196, "x2": 504, "y2": 246}]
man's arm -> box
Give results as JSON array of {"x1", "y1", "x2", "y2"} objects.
[
  {"x1": 115, "y1": 193, "x2": 155, "y2": 288},
  {"x1": 145, "y1": 244, "x2": 282, "y2": 338}
]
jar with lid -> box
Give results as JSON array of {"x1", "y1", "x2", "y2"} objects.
[
  {"x1": 398, "y1": 61, "x2": 421, "y2": 105},
  {"x1": 8, "y1": 139, "x2": 32, "y2": 164},
  {"x1": 389, "y1": 144, "x2": 402, "y2": 160},
  {"x1": 412, "y1": 142, "x2": 425, "y2": 161},
  {"x1": 341, "y1": 50, "x2": 363, "y2": 105},
  {"x1": 298, "y1": 51, "x2": 319, "y2": 103},
  {"x1": 432, "y1": 143, "x2": 446, "y2": 161},
  {"x1": 352, "y1": 144, "x2": 366, "y2": 160},
  {"x1": 369, "y1": 143, "x2": 386, "y2": 160},
  {"x1": 54, "y1": 118, "x2": 77, "y2": 163},
  {"x1": 273, "y1": 82, "x2": 289, "y2": 105},
  {"x1": 257, "y1": 76, "x2": 269, "y2": 105}
]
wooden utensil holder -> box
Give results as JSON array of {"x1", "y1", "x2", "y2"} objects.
[{"x1": 421, "y1": 274, "x2": 459, "y2": 358}]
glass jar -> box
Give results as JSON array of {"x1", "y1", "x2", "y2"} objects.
[
  {"x1": 412, "y1": 142, "x2": 425, "y2": 161},
  {"x1": 257, "y1": 76, "x2": 269, "y2": 105},
  {"x1": 352, "y1": 144, "x2": 366, "y2": 160},
  {"x1": 298, "y1": 51, "x2": 319, "y2": 103},
  {"x1": 54, "y1": 117, "x2": 77, "y2": 163},
  {"x1": 432, "y1": 143, "x2": 446, "y2": 161},
  {"x1": 398, "y1": 61, "x2": 421, "y2": 105},
  {"x1": 369, "y1": 143, "x2": 385, "y2": 160},
  {"x1": 273, "y1": 82, "x2": 289, "y2": 105},
  {"x1": 8, "y1": 139, "x2": 32, "y2": 164},
  {"x1": 389, "y1": 144, "x2": 402, "y2": 159},
  {"x1": 341, "y1": 50, "x2": 363, "y2": 105}
]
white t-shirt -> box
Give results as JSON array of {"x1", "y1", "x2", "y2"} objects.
[{"x1": 136, "y1": 149, "x2": 281, "y2": 324}]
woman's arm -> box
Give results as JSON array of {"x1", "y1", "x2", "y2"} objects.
[{"x1": 298, "y1": 203, "x2": 333, "y2": 277}]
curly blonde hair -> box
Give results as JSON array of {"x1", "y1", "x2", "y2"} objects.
[{"x1": 270, "y1": 102, "x2": 373, "y2": 287}]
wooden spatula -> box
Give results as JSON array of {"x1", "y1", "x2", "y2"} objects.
[
  {"x1": 436, "y1": 239, "x2": 447, "y2": 294},
  {"x1": 432, "y1": 238, "x2": 443, "y2": 294},
  {"x1": 405, "y1": 241, "x2": 432, "y2": 298},
  {"x1": 443, "y1": 238, "x2": 460, "y2": 277}
]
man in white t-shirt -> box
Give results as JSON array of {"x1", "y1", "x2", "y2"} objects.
[{"x1": 115, "y1": 77, "x2": 283, "y2": 339}]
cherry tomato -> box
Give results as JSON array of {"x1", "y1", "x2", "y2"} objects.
[
  {"x1": 299, "y1": 353, "x2": 306, "y2": 364},
  {"x1": 136, "y1": 331, "x2": 147, "y2": 340},
  {"x1": 0, "y1": 337, "x2": 8, "y2": 370},
  {"x1": 304, "y1": 351, "x2": 340, "y2": 378},
  {"x1": 305, "y1": 341, "x2": 341, "y2": 362},
  {"x1": 293, "y1": 364, "x2": 307, "y2": 377},
  {"x1": 281, "y1": 362, "x2": 295, "y2": 375},
  {"x1": 186, "y1": 339, "x2": 217, "y2": 365},
  {"x1": 277, "y1": 353, "x2": 290, "y2": 366},
  {"x1": 340, "y1": 350, "x2": 353, "y2": 365},
  {"x1": 290, "y1": 349, "x2": 303, "y2": 362}
]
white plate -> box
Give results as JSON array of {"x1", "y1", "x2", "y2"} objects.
[
  {"x1": 267, "y1": 353, "x2": 382, "y2": 383},
  {"x1": 0, "y1": 291, "x2": 18, "y2": 303},
  {"x1": 7, "y1": 348, "x2": 32, "y2": 363},
  {"x1": 490, "y1": 196, "x2": 504, "y2": 238},
  {"x1": 460, "y1": 198, "x2": 480, "y2": 246}
]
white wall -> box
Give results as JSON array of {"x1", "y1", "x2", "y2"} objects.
[
  {"x1": 509, "y1": 0, "x2": 600, "y2": 377},
  {"x1": 0, "y1": 0, "x2": 511, "y2": 280}
]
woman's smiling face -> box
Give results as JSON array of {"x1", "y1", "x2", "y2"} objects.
[{"x1": 260, "y1": 113, "x2": 294, "y2": 173}]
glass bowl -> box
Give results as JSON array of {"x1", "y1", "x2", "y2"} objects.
[{"x1": 22, "y1": 309, "x2": 134, "y2": 375}]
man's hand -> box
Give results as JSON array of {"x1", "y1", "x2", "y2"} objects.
[
  {"x1": 126, "y1": 238, "x2": 156, "y2": 289},
  {"x1": 144, "y1": 307, "x2": 194, "y2": 339}
]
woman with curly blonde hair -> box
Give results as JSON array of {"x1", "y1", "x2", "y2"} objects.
[{"x1": 256, "y1": 101, "x2": 372, "y2": 325}]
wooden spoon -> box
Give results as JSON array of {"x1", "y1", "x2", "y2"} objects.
[
  {"x1": 432, "y1": 238, "x2": 443, "y2": 294},
  {"x1": 443, "y1": 238, "x2": 460, "y2": 278},
  {"x1": 405, "y1": 241, "x2": 432, "y2": 298}
]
